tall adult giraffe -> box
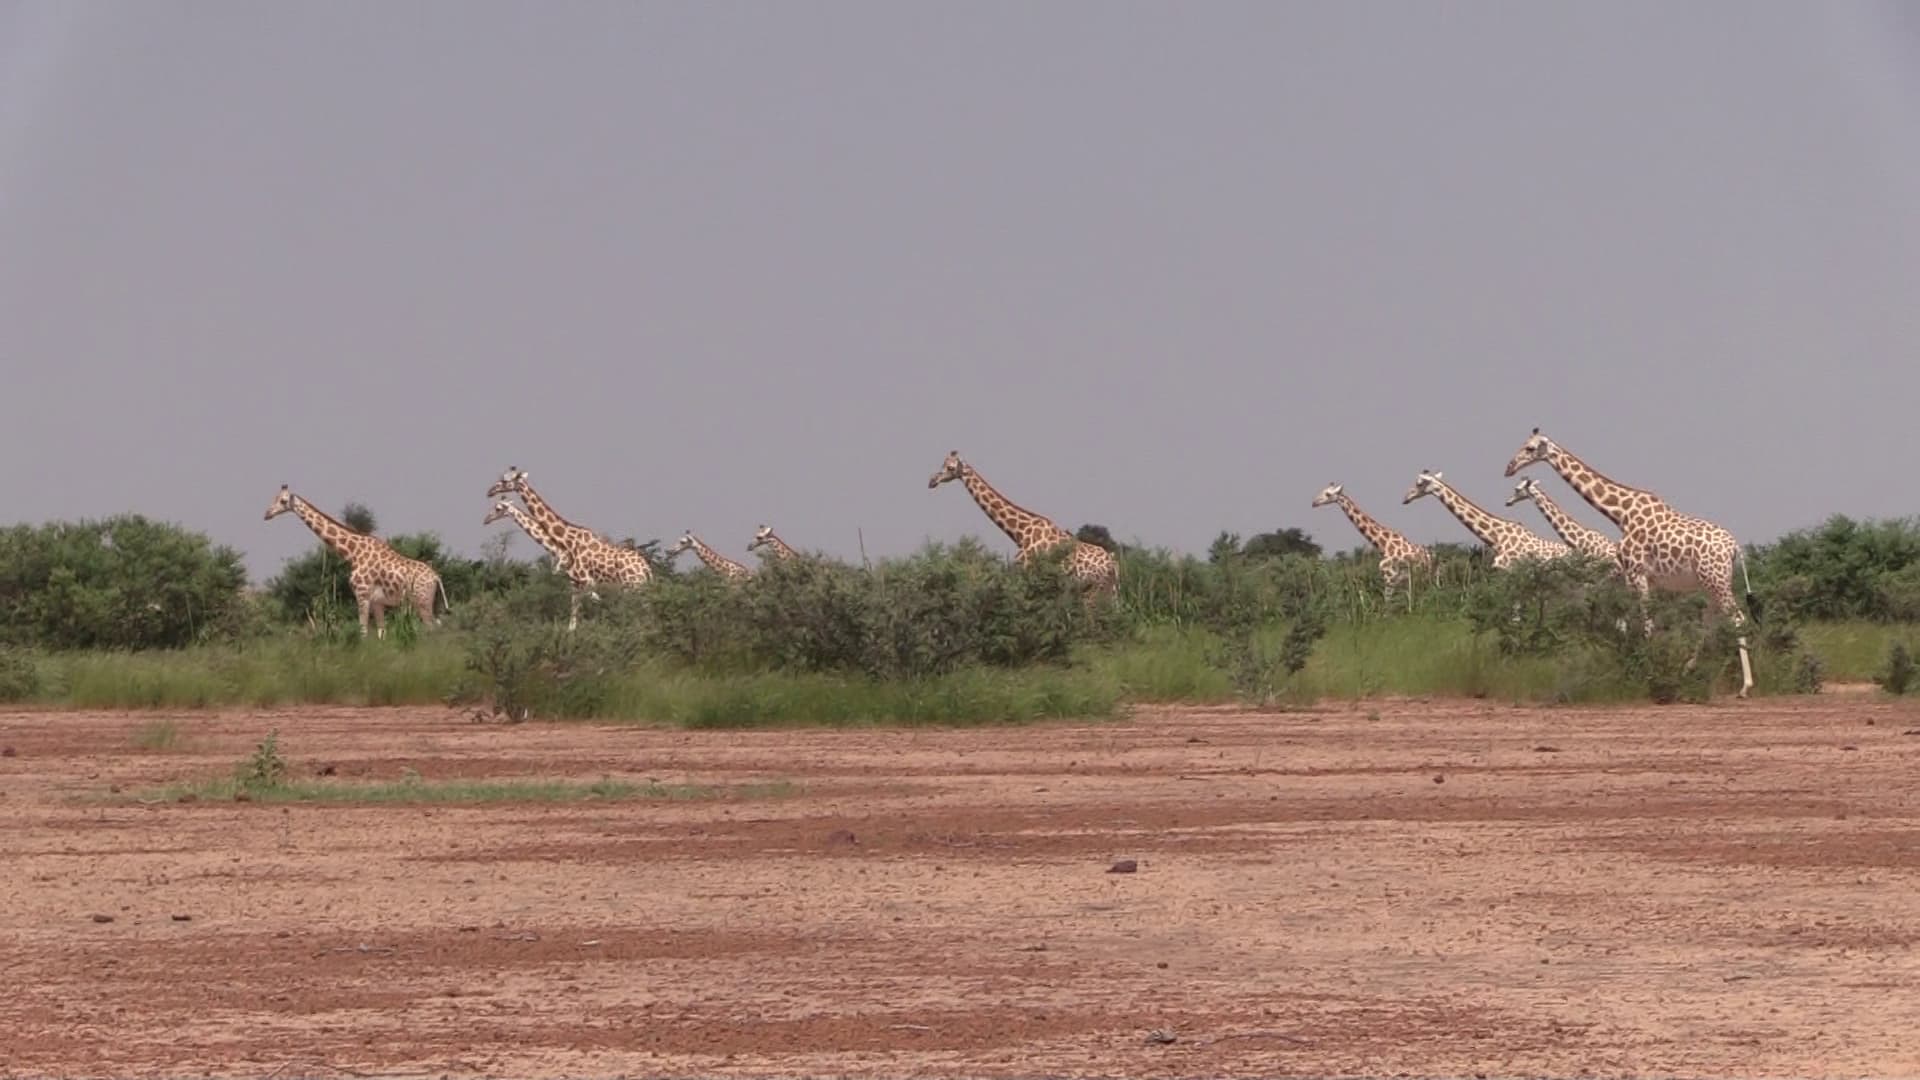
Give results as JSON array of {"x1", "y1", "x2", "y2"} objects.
[
  {"x1": 747, "y1": 525, "x2": 799, "y2": 562},
  {"x1": 927, "y1": 450, "x2": 1118, "y2": 599},
  {"x1": 485, "y1": 467, "x2": 654, "y2": 591},
  {"x1": 668, "y1": 531, "x2": 753, "y2": 581},
  {"x1": 1505, "y1": 476, "x2": 1620, "y2": 565},
  {"x1": 1402, "y1": 470, "x2": 1570, "y2": 568},
  {"x1": 484, "y1": 500, "x2": 598, "y2": 631},
  {"x1": 264, "y1": 485, "x2": 447, "y2": 637},
  {"x1": 1505, "y1": 427, "x2": 1755, "y2": 697},
  {"x1": 1311, "y1": 483, "x2": 1432, "y2": 605}
]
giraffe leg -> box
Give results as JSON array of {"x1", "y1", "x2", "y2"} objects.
[
  {"x1": 568, "y1": 589, "x2": 581, "y2": 633},
  {"x1": 357, "y1": 595, "x2": 372, "y2": 637}
]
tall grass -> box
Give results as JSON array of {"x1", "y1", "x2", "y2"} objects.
[{"x1": 1797, "y1": 621, "x2": 1915, "y2": 683}]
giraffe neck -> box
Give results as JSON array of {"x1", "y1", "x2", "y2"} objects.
[
  {"x1": 690, "y1": 536, "x2": 747, "y2": 575},
  {"x1": 503, "y1": 506, "x2": 569, "y2": 563},
  {"x1": 761, "y1": 533, "x2": 798, "y2": 559},
  {"x1": 1530, "y1": 488, "x2": 1610, "y2": 550},
  {"x1": 1542, "y1": 445, "x2": 1656, "y2": 530},
  {"x1": 1427, "y1": 480, "x2": 1521, "y2": 550},
  {"x1": 959, "y1": 464, "x2": 1070, "y2": 551},
  {"x1": 514, "y1": 480, "x2": 586, "y2": 548},
  {"x1": 1334, "y1": 494, "x2": 1399, "y2": 551},
  {"x1": 288, "y1": 496, "x2": 379, "y2": 564}
]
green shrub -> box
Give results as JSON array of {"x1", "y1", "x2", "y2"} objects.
[
  {"x1": 0, "y1": 516, "x2": 247, "y2": 650},
  {"x1": 1879, "y1": 642, "x2": 1916, "y2": 695}
]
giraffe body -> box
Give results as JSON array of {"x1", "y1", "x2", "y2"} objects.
[
  {"x1": 928, "y1": 451, "x2": 1118, "y2": 599},
  {"x1": 486, "y1": 469, "x2": 654, "y2": 592},
  {"x1": 1505, "y1": 477, "x2": 1620, "y2": 566},
  {"x1": 748, "y1": 525, "x2": 799, "y2": 562},
  {"x1": 1312, "y1": 484, "x2": 1432, "y2": 604},
  {"x1": 485, "y1": 500, "x2": 598, "y2": 631},
  {"x1": 1505, "y1": 428, "x2": 1754, "y2": 697},
  {"x1": 668, "y1": 532, "x2": 753, "y2": 581},
  {"x1": 265, "y1": 486, "x2": 446, "y2": 638},
  {"x1": 1402, "y1": 471, "x2": 1570, "y2": 568}
]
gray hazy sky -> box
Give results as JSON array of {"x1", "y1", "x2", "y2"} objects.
[{"x1": 3, "y1": 2, "x2": 1917, "y2": 580}]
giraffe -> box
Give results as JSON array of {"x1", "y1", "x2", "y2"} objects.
[
  {"x1": 1311, "y1": 483, "x2": 1433, "y2": 605},
  {"x1": 484, "y1": 467, "x2": 654, "y2": 592},
  {"x1": 747, "y1": 524, "x2": 799, "y2": 562},
  {"x1": 1505, "y1": 476, "x2": 1620, "y2": 565},
  {"x1": 263, "y1": 485, "x2": 447, "y2": 638},
  {"x1": 668, "y1": 531, "x2": 753, "y2": 581},
  {"x1": 926, "y1": 450, "x2": 1119, "y2": 599},
  {"x1": 484, "y1": 500, "x2": 598, "y2": 632},
  {"x1": 1402, "y1": 470, "x2": 1571, "y2": 568},
  {"x1": 1505, "y1": 427, "x2": 1755, "y2": 697}
]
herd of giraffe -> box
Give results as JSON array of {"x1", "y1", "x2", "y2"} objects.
[
  {"x1": 264, "y1": 429, "x2": 1754, "y2": 697},
  {"x1": 1314, "y1": 428, "x2": 1756, "y2": 697},
  {"x1": 263, "y1": 451, "x2": 1118, "y2": 637}
]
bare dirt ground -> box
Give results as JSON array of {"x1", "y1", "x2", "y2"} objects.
[{"x1": 4, "y1": 697, "x2": 1920, "y2": 1079}]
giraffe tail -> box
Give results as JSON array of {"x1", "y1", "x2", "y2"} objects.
[{"x1": 1739, "y1": 546, "x2": 1761, "y2": 624}]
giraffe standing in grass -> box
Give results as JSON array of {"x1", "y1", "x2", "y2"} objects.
[
  {"x1": 1402, "y1": 470, "x2": 1570, "y2": 568},
  {"x1": 485, "y1": 467, "x2": 655, "y2": 592},
  {"x1": 484, "y1": 500, "x2": 598, "y2": 631},
  {"x1": 264, "y1": 485, "x2": 448, "y2": 637},
  {"x1": 748, "y1": 525, "x2": 799, "y2": 562},
  {"x1": 927, "y1": 450, "x2": 1118, "y2": 599},
  {"x1": 1312, "y1": 483, "x2": 1432, "y2": 605},
  {"x1": 1505, "y1": 476, "x2": 1620, "y2": 565},
  {"x1": 1505, "y1": 427, "x2": 1755, "y2": 698},
  {"x1": 668, "y1": 531, "x2": 753, "y2": 581}
]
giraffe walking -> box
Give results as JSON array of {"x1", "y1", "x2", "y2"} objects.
[
  {"x1": 1504, "y1": 427, "x2": 1756, "y2": 697},
  {"x1": 1402, "y1": 470, "x2": 1570, "y2": 568},
  {"x1": 747, "y1": 525, "x2": 799, "y2": 562},
  {"x1": 264, "y1": 485, "x2": 447, "y2": 638},
  {"x1": 1311, "y1": 483, "x2": 1433, "y2": 606},
  {"x1": 668, "y1": 531, "x2": 753, "y2": 581},
  {"x1": 1505, "y1": 476, "x2": 1620, "y2": 565},
  {"x1": 927, "y1": 450, "x2": 1118, "y2": 599},
  {"x1": 484, "y1": 467, "x2": 654, "y2": 592},
  {"x1": 484, "y1": 500, "x2": 599, "y2": 631}
]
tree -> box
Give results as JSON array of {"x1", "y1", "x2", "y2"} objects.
[
  {"x1": 1240, "y1": 527, "x2": 1320, "y2": 561},
  {"x1": 1075, "y1": 523, "x2": 1118, "y2": 552}
]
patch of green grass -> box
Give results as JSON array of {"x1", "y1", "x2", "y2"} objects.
[
  {"x1": 1798, "y1": 621, "x2": 1915, "y2": 683},
  {"x1": 129, "y1": 720, "x2": 182, "y2": 750},
  {"x1": 140, "y1": 775, "x2": 801, "y2": 805},
  {"x1": 29, "y1": 638, "x2": 465, "y2": 709},
  {"x1": 597, "y1": 664, "x2": 1123, "y2": 728}
]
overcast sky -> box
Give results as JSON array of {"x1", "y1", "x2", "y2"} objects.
[{"x1": 3, "y1": 2, "x2": 1917, "y2": 579}]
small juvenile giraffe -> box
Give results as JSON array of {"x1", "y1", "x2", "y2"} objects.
[
  {"x1": 1402, "y1": 470, "x2": 1571, "y2": 568},
  {"x1": 484, "y1": 500, "x2": 598, "y2": 631},
  {"x1": 927, "y1": 450, "x2": 1119, "y2": 599},
  {"x1": 1505, "y1": 427, "x2": 1755, "y2": 697},
  {"x1": 668, "y1": 531, "x2": 753, "y2": 581},
  {"x1": 264, "y1": 485, "x2": 447, "y2": 637},
  {"x1": 747, "y1": 525, "x2": 799, "y2": 562},
  {"x1": 1505, "y1": 476, "x2": 1620, "y2": 565},
  {"x1": 485, "y1": 468, "x2": 654, "y2": 590},
  {"x1": 1312, "y1": 483, "x2": 1433, "y2": 604}
]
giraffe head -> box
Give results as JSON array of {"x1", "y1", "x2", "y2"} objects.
[
  {"x1": 667, "y1": 531, "x2": 696, "y2": 557},
  {"x1": 747, "y1": 525, "x2": 777, "y2": 551},
  {"x1": 927, "y1": 450, "x2": 965, "y2": 490},
  {"x1": 1504, "y1": 428, "x2": 1555, "y2": 477},
  {"x1": 1401, "y1": 470, "x2": 1446, "y2": 505},
  {"x1": 482, "y1": 500, "x2": 516, "y2": 526},
  {"x1": 1311, "y1": 483, "x2": 1344, "y2": 508},
  {"x1": 486, "y1": 466, "x2": 528, "y2": 499},
  {"x1": 263, "y1": 484, "x2": 295, "y2": 521},
  {"x1": 1504, "y1": 476, "x2": 1543, "y2": 508}
]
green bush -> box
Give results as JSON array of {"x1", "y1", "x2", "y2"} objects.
[
  {"x1": 1750, "y1": 515, "x2": 1920, "y2": 622},
  {"x1": 1879, "y1": 642, "x2": 1915, "y2": 695},
  {"x1": 0, "y1": 516, "x2": 248, "y2": 650}
]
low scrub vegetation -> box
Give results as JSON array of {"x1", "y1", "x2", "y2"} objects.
[{"x1": 3, "y1": 507, "x2": 1918, "y2": 723}]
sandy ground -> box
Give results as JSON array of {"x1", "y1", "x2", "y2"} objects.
[{"x1": 3, "y1": 697, "x2": 1919, "y2": 1079}]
